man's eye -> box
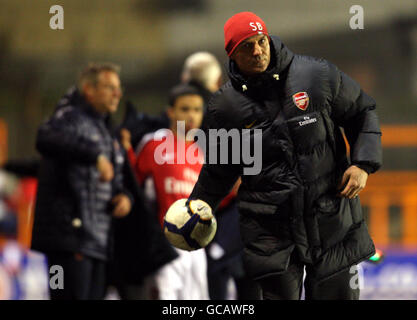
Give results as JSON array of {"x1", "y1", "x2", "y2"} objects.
[{"x1": 259, "y1": 39, "x2": 265, "y2": 44}]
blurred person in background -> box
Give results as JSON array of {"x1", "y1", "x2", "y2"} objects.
[
  {"x1": 0, "y1": 199, "x2": 49, "y2": 300},
  {"x1": 181, "y1": 51, "x2": 221, "y2": 133},
  {"x1": 31, "y1": 63, "x2": 133, "y2": 300},
  {"x1": 0, "y1": 148, "x2": 49, "y2": 300},
  {"x1": 132, "y1": 84, "x2": 209, "y2": 299},
  {"x1": 187, "y1": 12, "x2": 382, "y2": 300},
  {"x1": 0, "y1": 199, "x2": 50, "y2": 300},
  {"x1": 119, "y1": 51, "x2": 221, "y2": 162}
]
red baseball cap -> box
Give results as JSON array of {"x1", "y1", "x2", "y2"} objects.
[{"x1": 224, "y1": 12, "x2": 269, "y2": 57}]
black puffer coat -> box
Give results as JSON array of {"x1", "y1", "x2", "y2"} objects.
[
  {"x1": 190, "y1": 36, "x2": 382, "y2": 282},
  {"x1": 32, "y1": 90, "x2": 129, "y2": 261}
]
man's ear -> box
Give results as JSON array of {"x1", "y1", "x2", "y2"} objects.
[{"x1": 82, "y1": 83, "x2": 94, "y2": 99}]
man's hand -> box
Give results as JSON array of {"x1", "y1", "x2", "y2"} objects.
[
  {"x1": 97, "y1": 154, "x2": 114, "y2": 182},
  {"x1": 111, "y1": 194, "x2": 132, "y2": 218},
  {"x1": 120, "y1": 128, "x2": 132, "y2": 151},
  {"x1": 338, "y1": 165, "x2": 368, "y2": 199}
]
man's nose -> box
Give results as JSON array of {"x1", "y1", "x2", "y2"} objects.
[
  {"x1": 187, "y1": 116, "x2": 195, "y2": 124},
  {"x1": 253, "y1": 43, "x2": 262, "y2": 56}
]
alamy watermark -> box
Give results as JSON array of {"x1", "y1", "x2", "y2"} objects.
[
  {"x1": 349, "y1": 5, "x2": 364, "y2": 30},
  {"x1": 49, "y1": 265, "x2": 64, "y2": 290},
  {"x1": 349, "y1": 265, "x2": 364, "y2": 290},
  {"x1": 49, "y1": 5, "x2": 364, "y2": 31},
  {"x1": 49, "y1": 5, "x2": 64, "y2": 30},
  {"x1": 153, "y1": 121, "x2": 263, "y2": 175}
]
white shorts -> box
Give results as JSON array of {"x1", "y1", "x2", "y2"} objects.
[{"x1": 154, "y1": 248, "x2": 209, "y2": 300}]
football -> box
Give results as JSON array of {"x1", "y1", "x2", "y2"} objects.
[{"x1": 163, "y1": 199, "x2": 217, "y2": 251}]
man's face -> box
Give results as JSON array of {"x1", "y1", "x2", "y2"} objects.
[
  {"x1": 231, "y1": 34, "x2": 271, "y2": 76},
  {"x1": 168, "y1": 94, "x2": 204, "y2": 134},
  {"x1": 84, "y1": 71, "x2": 122, "y2": 114}
]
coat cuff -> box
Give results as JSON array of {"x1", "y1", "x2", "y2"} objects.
[{"x1": 353, "y1": 163, "x2": 373, "y2": 175}]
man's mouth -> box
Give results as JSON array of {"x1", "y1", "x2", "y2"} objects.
[{"x1": 253, "y1": 58, "x2": 266, "y2": 66}]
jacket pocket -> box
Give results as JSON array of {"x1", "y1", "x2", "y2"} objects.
[
  {"x1": 349, "y1": 196, "x2": 363, "y2": 225},
  {"x1": 239, "y1": 213, "x2": 292, "y2": 256},
  {"x1": 238, "y1": 200, "x2": 278, "y2": 215},
  {"x1": 315, "y1": 195, "x2": 353, "y2": 250}
]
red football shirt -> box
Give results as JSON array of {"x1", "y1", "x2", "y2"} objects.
[{"x1": 135, "y1": 129, "x2": 204, "y2": 227}]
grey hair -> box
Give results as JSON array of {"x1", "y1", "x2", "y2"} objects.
[
  {"x1": 78, "y1": 62, "x2": 121, "y2": 90},
  {"x1": 181, "y1": 52, "x2": 222, "y2": 92}
]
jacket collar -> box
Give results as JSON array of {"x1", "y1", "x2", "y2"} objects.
[
  {"x1": 55, "y1": 86, "x2": 111, "y2": 126},
  {"x1": 82, "y1": 101, "x2": 113, "y2": 131},
  {"x1": 227, "y1": 36, "x2": 294, "y2": 95},
  {"x1": 82, "y1": 101, "x2": 109, "y2": 121}
]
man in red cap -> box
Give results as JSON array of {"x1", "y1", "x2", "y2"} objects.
[
  {"x1": 170, "y1": 12, "x2": 382, "y2": 299},
  {"x1": 223, "y1": 11, "x2": 271, "y2": 75}
]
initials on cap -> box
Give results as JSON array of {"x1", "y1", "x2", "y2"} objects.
[{"x1": 249, "y1": 22, "x2": 263, "y2": 31}]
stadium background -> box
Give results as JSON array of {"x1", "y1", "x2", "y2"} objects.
[{"x1": 0, "y1": 0, "x2": 416, "y2": 299}]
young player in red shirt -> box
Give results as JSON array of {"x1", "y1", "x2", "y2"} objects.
[{"x1": 131, "y1": 84, "x2": 209, "y2": 299}]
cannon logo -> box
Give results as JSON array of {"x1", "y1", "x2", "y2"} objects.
[{"x1": 292, "y1": 92, "x2": 309, "y2": 111}]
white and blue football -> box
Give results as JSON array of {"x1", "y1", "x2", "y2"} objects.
[{"x1": 163, "y1": 199, "x2": 217, "y2": 251}]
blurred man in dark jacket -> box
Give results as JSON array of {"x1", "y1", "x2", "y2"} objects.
[{"x1": 32, "y1": 63, "x2": 132, "y2": 300}]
